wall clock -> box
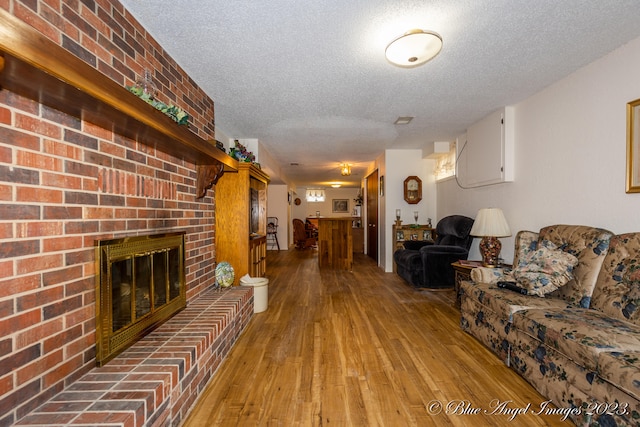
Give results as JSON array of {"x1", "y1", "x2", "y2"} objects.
[
  {"x1": 403, "y1": 176, "x2": 422, "y2": 204},
  {"x1": 294, "y1": 197, "x2": 301, "y2": 205}
]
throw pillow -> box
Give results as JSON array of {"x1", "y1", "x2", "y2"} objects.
[{"x1": 512, "y1": 239, "x2": 579, "y2": 297}]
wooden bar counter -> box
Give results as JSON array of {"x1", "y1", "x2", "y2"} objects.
[{"x1": 318, "y1": 217, "x2": 353, "y2": 270}]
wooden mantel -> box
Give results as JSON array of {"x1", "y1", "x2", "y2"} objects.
[{"x1": 0, "y1": 8, "x2": 237, "y2": 198}]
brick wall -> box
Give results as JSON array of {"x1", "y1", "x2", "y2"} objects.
[{"x1": 0, "y1": 1, "x2": 222, "y2": 424}]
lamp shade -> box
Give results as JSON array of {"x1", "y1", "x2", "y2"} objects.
[
  {"x1": 470, "y1": 208, "x2": 511, "y2": 237},
  {"x1": 385, "y1": 29, "x2": 443, "y2": 68}
]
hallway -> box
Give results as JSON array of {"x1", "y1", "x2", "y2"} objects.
[{"x1": 183, "y1": 249, "x2": 571, "y2": 426}]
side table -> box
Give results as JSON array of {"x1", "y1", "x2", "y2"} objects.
[
  {"x1": 451, "y1": 261, "x2": 482, "y2": 308},
  {"x1": 451, "y1": 261, "x2": 512, "y2": 308}
]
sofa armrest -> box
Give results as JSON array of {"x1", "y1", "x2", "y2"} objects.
[
  {"x1": 420, "y1": 245, "x2": 468, "y2": 261},
  {"x1": 419, "y1": 245, "x2": 469, "y2": 288},
  {"x1": 470, "y1": 266, "x2": 513, "y2": 284}
]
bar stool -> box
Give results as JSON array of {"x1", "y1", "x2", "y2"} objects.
[{"x1": 266, "y1": 217, "x2": 280, "y2": 250}]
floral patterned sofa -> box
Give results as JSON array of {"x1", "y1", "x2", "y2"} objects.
[{"x1": 460, "y1": 225, "x2": 640, "y2": 426}]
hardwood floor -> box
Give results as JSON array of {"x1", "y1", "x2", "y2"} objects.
[{"x1": 183, "y1": 249, "x2": 572, "y2": 426}]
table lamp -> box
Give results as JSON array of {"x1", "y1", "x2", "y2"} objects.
[{"x1": 470, "y1": 208, "x2": 511, "y2": 267}]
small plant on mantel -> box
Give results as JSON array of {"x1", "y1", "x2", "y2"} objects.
[
  {"x1": 126, "y1": 69, "x2": 190, "y2": 126},
  {"x1": 229, "y1": 140, "x2": 260, "y2": 168}
]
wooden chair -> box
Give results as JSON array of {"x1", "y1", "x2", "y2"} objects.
[
  {"x1": 266, "y1": 217, "x2": 280, "y2": 250},
  {"x1": 293, "y1": 218, "x2": 316, "y2": 249}
]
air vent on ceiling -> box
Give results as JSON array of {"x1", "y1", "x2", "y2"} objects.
[{"x1": 394, "y1": 116, "x2": 414, "y2": 125}]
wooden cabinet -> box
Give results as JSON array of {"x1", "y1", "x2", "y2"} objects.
[
  {"x1": 393, "y1": 224, "x2": 436, "y2": 250},
  {"x1": 250, "y1": 236, "x2": 267, "y2": 277},
  {"x1": 216, "y1": 163, "x2": 269, "y2": 285},
  {"x1": 392, "y1": 224, "x2": 436, "y2": 272}
]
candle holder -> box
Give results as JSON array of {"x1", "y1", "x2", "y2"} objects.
[{"x1": 395, "y1": 209, "x2": 403, "y2": 227}]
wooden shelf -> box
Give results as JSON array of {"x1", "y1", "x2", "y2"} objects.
[
  {"x1": 0, "y1": 9, "x2": 237, "y2": 197},
  {"x1": 392, "y1": 224, "x2": 436, "y2": 273}
]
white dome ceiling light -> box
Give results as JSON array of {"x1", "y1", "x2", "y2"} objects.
[{"x1": 385, "y1": 29, "x2": 443, "y2": 68}]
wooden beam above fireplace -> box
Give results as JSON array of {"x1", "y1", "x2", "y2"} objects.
[{"x1": 0, "y1": 8, "x2": 237, "y2": 198}]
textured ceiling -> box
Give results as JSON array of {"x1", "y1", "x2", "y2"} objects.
[{"x1": 120, "y1": 0, "x2": 640, "y2": 188}]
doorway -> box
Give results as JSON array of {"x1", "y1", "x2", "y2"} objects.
[{"x1": 365, "y1": 170, "x2": 379, "y2": 263}]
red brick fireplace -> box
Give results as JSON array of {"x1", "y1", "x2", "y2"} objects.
[{"x1": 0, "y1": 2, "x2": 249, "y2": 425}]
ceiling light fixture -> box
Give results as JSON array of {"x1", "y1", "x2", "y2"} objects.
[
  {"x1": 340, "y1": 163, "x2": 352, "y2": 176},
  {"x1": 385, "y1": 29, "x2": 443, "y2": 68}
]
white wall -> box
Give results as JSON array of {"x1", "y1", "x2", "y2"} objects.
[
  {"x1": 266, "y1": 184, "x2": 290, "y2": 250},
  {"x1": 438, "y1": 35, "x2": 640, "y2": 263},
  {"x1": 382, "y1": 149, "x2": 437, "y2": 272}
]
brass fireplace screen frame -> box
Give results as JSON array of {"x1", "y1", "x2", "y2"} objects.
[{"x1": 95, "y1": 232, "x2": 186, "y2": 366}]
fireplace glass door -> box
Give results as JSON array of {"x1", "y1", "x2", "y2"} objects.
[{"x1": 96, "y1": 233, "x2": 186, "y2": 365}]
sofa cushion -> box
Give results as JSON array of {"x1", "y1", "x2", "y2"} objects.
[
  {"x1": 598, "y1": 351, "x2": 640, "y2": 402},
  {"x1": 512, "y1": 307, "x2": 640, "y2": 372},
  {"x1": 538, "y1": 225, "x2": 613, "y2": 307},
  {"x1": 510, "y1": 328, "x2": 600, "y2": 425},
  {"x1": 460, "y1": 281, "x2": 571, "y2": 322},
  {"x1": 460, "y1": 294, "x2": 511, "y2": 364},
  {"x1": 512, "y1": 240, "x2": 579, "y2": 296},
  {"x1": 591, "y1": 232, "x2": 640, "y2": 326}
]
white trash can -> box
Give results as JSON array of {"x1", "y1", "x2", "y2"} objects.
[{"x1": 240, "y1": 275, "x2": 269, "y2": 313}]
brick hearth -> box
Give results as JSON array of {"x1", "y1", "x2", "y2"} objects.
[{"x1": 15, "y1": 287, "x2": 253, "y2": 427}]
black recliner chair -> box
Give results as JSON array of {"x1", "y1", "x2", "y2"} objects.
[{"x1": 393, "y1": 215, "x2": 475, "y2": 288}]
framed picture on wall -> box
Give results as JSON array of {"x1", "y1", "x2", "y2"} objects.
[
  {"x1": 627, "y1": 97, "x2": 640, "y2": 193},
  {"x1": 380, "y1": 175, "x2": 385, "y2": 196},
  {"x1": 332, "y1": 199, "x2": 349, "y2": 213}
]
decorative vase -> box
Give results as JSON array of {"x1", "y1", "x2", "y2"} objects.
[
  {"x1": 136, "y1": 69, "x2": 157, "y2": 100},
  {"x1": 479, "y1": 236, "x2": 501, "y2": 267}
]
